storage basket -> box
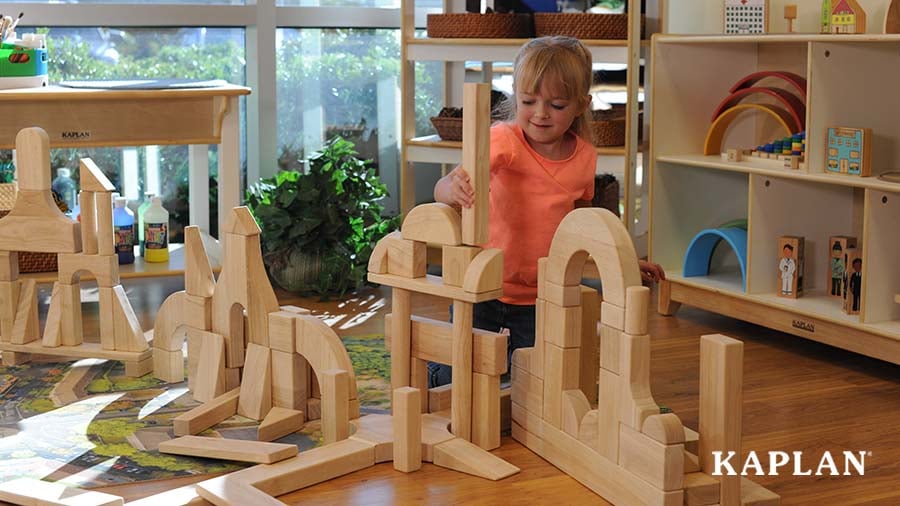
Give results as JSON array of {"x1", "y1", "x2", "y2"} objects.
[
  {"x1": 0, "y1": 182, "x2": 60, "y2": 273},
  {"x1": 590, "y1": 105, "x2": 642, "y2": 147},
  {"x1": 430, "y1": 116, "x2": 464, "y2": 142},
  {"x1": 533, "y1": 13, "x2": 641, "y2": 40},
  {"x1": 427, "y1": 13, "x2": 534, "y2": 39}
]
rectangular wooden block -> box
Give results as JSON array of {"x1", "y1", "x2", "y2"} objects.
[
  {"x1": 511, "y1": 365, "x2": 543, "y2": 416},
  {"x1": 542, "y1": 343, "x2": 581, "y2": 429},
  {"x1": 600, "y1": 301, "x2": 625, "y2": 331},
  {"x1": 597, "y1": 368, "x2": 620, "y2": 462},
  {"x1": 844, "y1": 247, "x2": 863, "y2": 315},
  {"x1": 173, "y1": 387, "x2": 240, "y2": 436},
  {"x1": 98, "y1": 286, "x2": 115, "y2": 350},
  {"x1": 271, "y1": 349, "x2": 309, "y2": 413},
  {"x1": 153, "y1": 348, "x2": 185, "y2": 384},
  {"x1": 539, "y1": 298, "x2": 582, "y2": 348},
  {"x1": 600, "y1": 324, "x2": 622, "y2": 374},
  {"x1": 258, "y1": 406, "x2": 305, "y2": 442},
  {"x1": 461, "y1": 83, "x2": 490, "y2": 246},
  {"x1": 683, "y1": 471, "x2": 720, "y2": 506},
  {"x1": 194, "y1": 331, "x2": 226, "y2": 403},
  {"x1": 619, "y1": 423, "x2": 684, "y2": 491},
  {"x1": 59, "y1": 282, "x2": 84, "y2": 347},
  {"x1": 428, "y1": 383, "x2": 453, "y2": 413},
  {"x1": 238, "y1": 343, "x2": 273, "y2": 420},
  {"x1": 393, "y1": 386, "x2": 423, "y2": 472},
  {"x1": 321, "y1": 369, "x2": 351, "y2": 444},
  {"x1": 580, "y1": 286, "x2": 600, "y2": 405},
  {"x1": 538, "y1": 258, "x2": 582, "y2": 307},
  {"x1": 11, "y1": 278, "x2": 39, "y2": 345},
  {"x1": 777, "y1": 236, "x2": 804, "y2": 299},
  {"x1": 442, "y1": 245, "x2": 481, "y2": 287},
  {"x1": 0, "y1": 477, "x2": 124, "y2": 506},
  {"x1": 0, "y1": 281, "x2": 19, "y2": 343},
  {"x1": 0, "y1": 251, "x2": 18, "y2": 281},
  {"x1": 267, "y1": 310, "x2": 297, "y2": 353},
  {"x1": 387, "y1": 237, "x2": 426, "y2": 279},
  {"x1": 826, "y1": 236, "x2": 857, "y2": 299},
  {"x1": 472, "y1": 372, "x2": 501, "y2": 450},
  {"x1": 159, "y1": 435, "x2": 298, "y2": 464}
]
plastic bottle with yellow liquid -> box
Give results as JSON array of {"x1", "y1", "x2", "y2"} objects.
[{"x1": 143, "y1": 196, "x2": 169, "y2": 263}]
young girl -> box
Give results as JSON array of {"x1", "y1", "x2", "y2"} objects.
[{"x1": 430, "y1": 36, "x2": 664, "y2": 387}]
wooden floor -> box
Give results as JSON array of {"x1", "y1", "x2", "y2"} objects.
[{"x1": 22, "y1": 276, "x2": 900, "y2": 505}]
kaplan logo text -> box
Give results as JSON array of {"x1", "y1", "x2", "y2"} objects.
[{"x1": 711, "y1": 450, "x2": 868, "y2": 476}]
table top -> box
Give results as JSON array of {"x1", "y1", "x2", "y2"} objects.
[{"x1": 0, "y1": 83, "x2": 251, "y2": 101}]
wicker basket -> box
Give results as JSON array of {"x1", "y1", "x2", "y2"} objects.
[
  {"x1": 0, "y1": 182, "x2": 60, "y2": 274},
  {"x1": 533, "y1": 13, "x2": 641, "y2": 40},
  {"x1": 430, "y1": 116, "x2": 463, "y2": 142},
  {"x1": 427, "y1": 13, "x2": 534, "y2": 39},
  {"x1": 590, "y1": 105, "x2": 642, "y2": 147}
]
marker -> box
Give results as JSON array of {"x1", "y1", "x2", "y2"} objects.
[{"x1": 6, "y1": 12, "x2": 23, "y2": 39}]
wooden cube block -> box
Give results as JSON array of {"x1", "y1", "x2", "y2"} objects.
[
  {"x1": 442, "y1": 245, "x2": 481, "y2": 287},
  {"x1": 387, "y1": 237, "x2": 426, "y2": 279},
  {"x1": 539, "y1": 298, "x2": 582, "y2": 348}
]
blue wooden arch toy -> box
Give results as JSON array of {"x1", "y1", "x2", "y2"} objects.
[{"x1": 683, "y1": 227, "x2": 748, "y2": 289}]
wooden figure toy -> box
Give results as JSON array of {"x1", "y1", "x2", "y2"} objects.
[
  {"x1": 827, "y1": 127, "x2": 872, "y2": 176},
  {"x1": 778, "y1": 236, "x2": 804, "y2": 299},
  {"x1": 830, "y1": 0, "x2": 866, "y2": 33},
  {"x1": 784, "y1": 4, "x2": 798, "y2": 32},
  {"x1": 828, "y1": 236, "x2": 857, "y2": 299},
  {"x1": 724, "y1": 0, "x2": 769, "y2": 34},
  {"x1": 843, "y1": 248, "x2": 862, "y2": 315}
]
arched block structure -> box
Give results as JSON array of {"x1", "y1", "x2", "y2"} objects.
[
  {"x1": 711, "y1": 86, "x2": 806, "y2": 132},
  {"x1": 730, "y1": 70, "x2": 807, "y2": 99},
  {"x1": 682, "y1": 227, "x2": 748, "y2": 289},
  {"x1": 703, "y1": 103, "x2": 795, "y2": 155}
]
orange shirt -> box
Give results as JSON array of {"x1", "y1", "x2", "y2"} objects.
[{"x1": 486, "y1": 122, "x2": 596, "y2": 305}]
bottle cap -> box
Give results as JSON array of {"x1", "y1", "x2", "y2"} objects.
[
  {"x1": 144, "y1": 192, "x2": 156, "y2": 199},
  {"x1": 151, "y1": 196, "x2": 162, "y2": 206},
  {"x1": 57, "y1": 168, "x2": 70, "y2": 178},
  {"x1": 114, "y1": 197, "x2": 127, "y2": 207}
]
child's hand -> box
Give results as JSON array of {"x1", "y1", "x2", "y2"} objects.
[
  {"x1": 439, "y1": 166, "x2": 475, "y2": 209},
  {"x1": 638, "y1": 259, "x2": 666, "y2": 284}
]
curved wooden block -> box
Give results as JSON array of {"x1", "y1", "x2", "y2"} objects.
[
  {"x1": 711, "y1": 87, "x2": 805, "y2": 131},
  {"x1": 642, "y1": 413, "x2": 685, "y2": 445},
  {"x1": 367, "y1": 230, "x2": 400, "y2": 274},
  {"x1": 14, "y1": 127, "x2": 51, "y2": 191},
  {"x1": 562, "y1": 389, "x2": 591, "y2": 438},
  {"x1": 545, "y1": 208, "x2": 641, "y2": 308},
  {"x1": 729, "y1": 70, "x2": 807, "y2": 99},
  {"x1": 462, "y1": 248, "x2": 503, "y2": 294},
  {"x1": 296, "y1": 314, "x2": 359, "y2": 402},
  {"x1": 703, "y1": 103, "x2": 794, "y2": 156},
  {"x1": 402, "y1": 203, "x2": 462, "y2": 246},
  {"x1": 624, "y1": 286, "x2": 650, "y2": 336},
  {"x1": 152, "y1": 291, "x2": 208, "y2": 353}
]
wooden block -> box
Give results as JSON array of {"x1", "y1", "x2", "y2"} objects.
[
  {"x1": 390, "y1": 288, "x2": 412, "y2": 393},
  {"x1": 411, "y1": 357, "x2": 429, "y2": 413},
  {"x1": 561, "y1": 389, "x2": 591, "y2": 439},
  {"x1": 80, "y1": 191, "x2": 98, "y2": 255},
  {"x1": 726, "y1": 148, "x2": 741, "y2": 162},
  {"x1": 472, "y1": 372, "x2": 501, "y2": 450},
  {"x1": 42, "y1": 284, "x2": 63, "y2": 348},
  {"x1": 367, "y1": 272, "x2": 503, "y2": 304},
  {"x1": 384, "y1": 313, "x2": 507, "y2": 377},
  {"x1": 281, "y1": 305, "x2": 311, "y2": 315},
  {"x1": 225, "y1": 367, "x2": 242, "y2": 391},
  {"x1": 539, "y1": 298, "x2": 582, "y2": 349},
  {"x1": 538, "y1": 258, "x2": 582, "y2": 307},
  {"x1": 154, "y1": 348, "x2": 185, "y2": 384},
  {"x1": 222, "y1": 205, "x2": 261, "y2": 236},
  {"x1": 238, "y1": 343, "x2": 273, "y2": 420},
  {"x1": 684, "y1": 450, "x2": 700, "y2": 473},
  {"x1": 580, "y1": 286, "x2": 600, "y2": 405},
  {"x1": 257, "y1": 406, "x2": 304, "y2": 442},
  {"x1": 350, "y1": 413, "x2": 395, "y2": 463},
  {"x1": 462, "y1": 248, "x2": 503, "y2": 294},
  {"x1": 827, "y1": 236, "x2": 858, "y2": 299},
  {"x1": 428, "y1": 384, "x2": 452, "y2": 413},
  {"x1": 321, "y1": 369, "x2": 350, "y2": 444},
  {"x1": 461, "y1": 83, "x2": 490, "y2": 246},
  {"x1": 401, "y1": 202, "x2": 462, "y2": 246},
  {"x1": 306, "y1": 397, "x2": 321, "y2": 421},
  {"x1": 542, "y1": 343, "x2": 581, "y2": 428},
  {"x1": 124, "y1": 356, "x2": 154, "y2": 378},
  {"x1": 57, "y1": 253, "x2": 119, "y2": 287},
  {"x1": 441, "y1": 245, "x2": 481, "y2": 287},
  {"x1": 267, "y1": 310, "x2": 297, "y2": 353},
  {"x1": 642, "y1": 413, "x2": 685, "y2": 445},
  {"x1": 270, "y1": 350, "x2": 309, "y2": 414},
  {"x1": 112, "y1": 285, "x2": 146, "y2": 352},
  {"x1": 451, "y1": 300, "x2": 473, "y2": 441},
  {"x1": 777, "y1": 236, "x2": 805, "y2": 299},
  {"x1": 160, "y1": 435, "x2": 297, "y2": 464},
  {"x1": 392, "y1": 386, "x2": 422, "y2": 472},
  {"x1": 11, "y1": 278, "x2": 39, "y2": 345},
  {"x1": 619, "y1": 333, "x2": 659, "y2": 430},
  {"x1": 194, "y1": 331, "x2": 226, "y2": 403},
  {"x1": 1, "y1": 351, "x2": 30, "y2": 366},
  {"x1": 0, "y1": 214, "x2": 81, "y2": 253},
  {"x1": 14, "y1": 127, "x2": 51, "y2": 191},
  {"x1": 0, "y1": 476, "x2": 124, "y2": 506},
  {"x1": 183, "y1": 227, "x2": 215, "y2": 297},
  {"x1": 197, "y1": 475, "x2": 286, "y2": 506},
  {"x1": 844, "y1": 247, "x2": 863, "y2": 316},
  {"x1": 183, "y1": 293, "x2": 212, "y2": 331},
  {"x1": 577, "y1": 409, "x2": 599, "y2": 450},
  {"x1": 624, "y1": 285, "x2": 650, "y2": 335},
  {"x1": 510, "y1": 365, "x2": 543, "y2": 417},
  {"x1": 618, "y1": 423, "x2": 684, "y2": 491},
  {"x1": 740, "y1": 477, "x2": 780, "y2": 506},
  {"x1": 173, "y1": 387, "x2": 240, "y2": 436},
  {"x1": 0, "y1": 281, "x2": 19, "y2": 344},
  {"x1": 387, "y1": 237, "x2": 426, "y2": 278},
  {"x1": 367, "y1": 230, "x2": 397, "y2": 274},
  {"x1": 79, "y1": 157, "x2": 116, "y2": 192},
  {"x1": 600, "y1": 324, "x2": 622, "y2": 374},
  {"x1": 0, "y1": 251, "x2": 18, "y2": 281},
  {"x1": 597, "y1": 368, "x2": 620, "y2": 461},
  {"x1": 699, "y1": 334, "x2": 743, "y2": 506},
  {"x1": 684, "y1": 472, "x2": 720, "y2": 506},
  {"x1": 600, "y1": 301, "x2": 625, "y2": 331},
  {"x1": 433, "y1": 437, "x2": 520, "y2": 481},
  {"x1": 684, "y1": 425, "x2": 700, "y2": 455},
  {"x1": 96, "y1": 191, "x2": 114, "y2": 256},
  {"x1": 59, "y1": 282, "x2": 84, "y2": 348}
]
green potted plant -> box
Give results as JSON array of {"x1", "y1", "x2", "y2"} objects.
[{"x1": 246, "y1": 136, "x2": 400, "y2": 298}]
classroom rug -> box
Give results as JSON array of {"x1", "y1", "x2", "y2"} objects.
[{"x1": 0, "y1": 333, "x2": 390, "y2": 488}]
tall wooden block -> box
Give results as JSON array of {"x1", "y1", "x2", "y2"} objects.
[
  {"x1": 0, "y1": 251, "x2": 18, "y2": 281},
  {"x1": 391, "y1": 288, "x2": 412, "y2": 394},
  {"x1": 597, "y1": 368, "x2": 620, "y2": 461},
  {"x1": 624, "y1": 285, "x2": 650, "y2": 335},
  {"x1": 96, "y1": 191, "x2": 115, "y2": 255},
  {"x1": 238, "y1": 343, "x2": 273, "y2": 420},
  {"x1": 827, "y1": 235, "x2": 857, "y2": 299},
  {"x1": 42, "y1": 283, "x2": 63, "y2": 347},
  {"x1": 619, "y1": 333, "x2": 659, "y2": 430},
  {"x1": 777, "y1": 236, "x2": 804, "y2": 299},
  {"x1": 154, "y1": 348, "x2": 185, "y2": 384},
  {"x1": 600, "y1": 324, "x2": 622, "y2": 374},
  {"x1": 392, "y1": 386, "x2": 422, "y2": 472},
  {"x1": 461, "y1": 83, "x2": 490, "y2": 245},
  {"x1": 11, "y1": 278, "x2": 39, "y2": 345},
  {"x1": 442, "y1": 245, "x2": 481, "y2": 287},
  {"x1": 472, "y1": 372, "x2": 501, "y2": 450},
  {"x1": 183, "y1": 225, "x2": 216, "y2": 298},
  {"x1": 111, "y1": 284, "x2": 145, "y2": 352},
  {"x1": 451, "y1": 300, "x2": 474, "y2": 441},
  {"x1": 97, "y1": 286, "x2": 116, "y2": 350},
  {"x1": 0, "y1": 281, "x2": 17, "y2": 343},
  {"x1": 194, "y1": 331, "x2": 226, "y2": 403},
  {"x1": 539, "y1": 298, "x2": 582, "y2": 348},
  {"x1": 411, "y1": 357, "x2": 429, "y2": 413},
  {"x1": 268, "y1": 310, "x2": 297, "y2": 353},
  {"x1": 271, "y1": 349, "x2": 309, "y2": 414},
  {"x1": 510, "y1": 365, "x2": 543, "y2": 417},
  {"x1": 258, "y1": 407, "x2": 305, "y2": 442},
  {"x1": 14, "y1": 128, "x2": 51, "y2": 191},
  {"x1": 699, "y1": 334, "x2": 743, "y2": 506},
  {"x1": 387, "y1": 237, "x2": 426, "y2": 278},
  {"x1": 619, "y1": 423, "x2": 684, "y2": 491},
  {"x1": 59, "y1": 282, "x2": 84, "y2": 347},
  {"x1": 579, "y1": 286, "x2": 600, "y2": 405},
  {"x1": 844, "y1": 247, "x2": 863, "y2": 315},
  {"x1": 321, "y1": 369, "x2": 350, "y2": 444},
  {"x1": 80, "y1": 190, "x2": 98, "y2": 255},
  {"x1": 542, "y1": 343, "x2": 581, "y2": 429}
]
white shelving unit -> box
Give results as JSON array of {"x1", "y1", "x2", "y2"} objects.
[
  {"x1": 399, "y1": 0, "x2": 657, "y2": 239},
  {"x1": 650, "y1": 34, "x2": 900, "y2": 364}
]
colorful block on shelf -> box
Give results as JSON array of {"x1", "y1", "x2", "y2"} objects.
[
  {"x1": 843, "y1": 247, "x2": 863, "y2": 315},
  {"x1": 777, "y1": 236, "x2": 804, "y2": 299},
  {"x1": 826, "y1": 127, "x2": 871, "y2": 176},
  {"x1": 724, "y1": 0, "x2": 769, "y2": 34},
  {"x1": 828, "y1": 236, "x2": 857, "y2": 299}
]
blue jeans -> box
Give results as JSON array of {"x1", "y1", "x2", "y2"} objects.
[{"x1": 427, "y1": 299, "x2": 536, "y2": 388}]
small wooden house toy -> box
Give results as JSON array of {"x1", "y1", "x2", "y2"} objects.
[
  {"x1": 830, "y1": 0, "x2": 866, "y2": 33},
  {"x1": 826, "y1": 126, "x2": 871, "y2": 176},
  {"x1": 724, "y1": 0, "x2": 769, "y2": 34}
]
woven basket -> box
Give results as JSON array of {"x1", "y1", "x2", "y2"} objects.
[
  {"x1": 0, "y1": 182, "x2": 60, "y2": 273},
  {"x1": 427, "y1": 13, "x2": 534, "y2": 39},
  {"x1": 533, "y1": 13, "x2": 641, "y2": 39},
  {"x1": 590, "y1": 106, "x2": 642, "y2": 147},
  {"x1": 430, "y1": 116, "x2": 463, "y2": 142}
]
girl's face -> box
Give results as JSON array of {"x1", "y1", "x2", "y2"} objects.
[{"x1": 515, "y1": 81, "x2": 587, "y2": 149}]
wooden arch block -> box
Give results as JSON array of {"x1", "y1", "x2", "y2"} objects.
[{"x1": 402, "y1": 202, "x2": 462, "y2": 246}]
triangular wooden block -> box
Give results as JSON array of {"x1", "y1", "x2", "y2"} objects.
[
  {"x1": 222, "y1": 206, "x2": 260, "y2": 236},
  {"x1": 194, "y1": 332, "x2": 226, "y2": 403},
  {"x1": 79, "y1": 157, "x2": 116, "y2": 192},
  {"x1": 258, "y1": 406, "x2": 305, "y2": 442},
  {"x1": 42, "y1": 283, "x2": 63, "y2": 347},
  {"x1": 112, "y1": 285, "x2": 148, "y2": 352},
  {"x1": 238, "y1": 343, "x2": 272, "y2": 420},
  {"x1": 184, "y1": 225, "x2": 216, "y2": 298},
  {"x1": 432, "y1": 437, "x2": 520, "y2": 480},
  {"x1": 11, "y1": 279, "x2": 39, "y2": 345}
]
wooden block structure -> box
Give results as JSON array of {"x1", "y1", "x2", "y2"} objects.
[
  {"x1": 777, "y1": 236, "x2": 804, "y2": 299},
  {"x1": 510, "y1": 207, "x2": 779, "y2": 506},
  {"x1": 0, "y1": 127, "x2": 148, "y2": 374}
]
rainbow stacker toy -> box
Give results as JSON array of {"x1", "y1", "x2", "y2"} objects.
[{"x1": 0, "y1": 33, "x2": 48, "y2": 90}]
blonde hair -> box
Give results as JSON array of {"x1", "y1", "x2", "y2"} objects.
[{"x1": 504, "y1": 36, "x2": 593, "y2": 142}]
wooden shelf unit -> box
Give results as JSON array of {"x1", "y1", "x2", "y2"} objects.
[
  {"x1": 650, "y1": 34, "x2": 900, "y2": 364},
  {"x1": 400, "y1": 0, "x2": 656, "y2": 234}
]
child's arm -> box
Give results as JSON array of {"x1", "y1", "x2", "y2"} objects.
[
  {"x1": 434, "y1": 166, "x2": 474, "y2": 209},
  {"x1": 639, "y1": 259, "x2": 666, "y2": 284}
]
